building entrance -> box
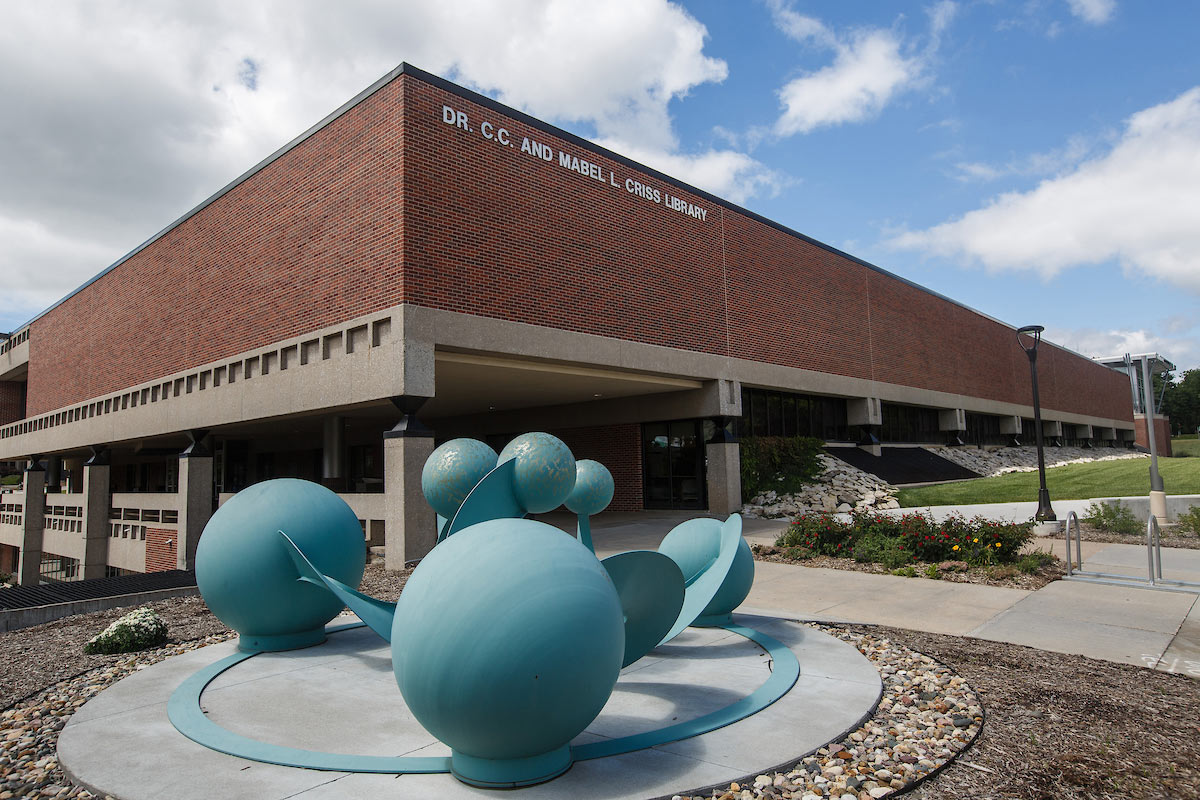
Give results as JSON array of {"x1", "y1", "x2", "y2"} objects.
[{"x1": 642, "y1": 421, "x2": 706, "y2": 510}]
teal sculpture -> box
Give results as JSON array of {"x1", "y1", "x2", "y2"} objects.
[
  {"x1": 392, "y1": 518, "x2": 624, "y2": 787},
  {"x1": 497, "y1": 432, "x2": 577, "y2": 513},
  {"x1": 421, "y1": 438, "x2": 498, "y2": 538},
  {"x1": 564, "y1": 458, "x2": 614, "y2": 552},
  {"x1": 181, "y1": 431, "x2": 774, "y2": 789},
  {"x1": 194, "y1": 479, "x2": 365, "y2": 652}
]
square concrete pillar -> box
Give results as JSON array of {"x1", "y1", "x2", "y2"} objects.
[
  {"x1": 384, "y1": 434, "x2": 435, "y2": 570},
  {"x1": 1041, "y1": 420, "x2": 1063, "y2": 438},
  {"x1": 18, "y1": 467, "x2": 45, "y2": 586},
  {"x1": 178, "y1": 455, "x2": 214, "y2": 570},
  {"x1": 705, "y1": 441, "x2": 742, "y2": 517},
  {"x1": 999, "y1": 416, "x2": 1022, "y2": 435},
  {"x1": 847, "y1": 397, "x2": 882, "y2": 427},
  {"x1": 938, "y1": 408, "x2": 966, "y2": 432},
  {"x1": 81, "y1": 463, "x2": 111, "y2": 580}
]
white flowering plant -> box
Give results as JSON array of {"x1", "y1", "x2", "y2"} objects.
[{"x1": 84, "y1": 607, "x2": 169, "y2": 655}]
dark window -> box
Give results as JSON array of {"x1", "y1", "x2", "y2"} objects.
[
  {"x1": 880, "y1": 403, "x2": 941, "y2": 443},
  {"x1": 642, "y1": 420, "x2": 706, "y2": 510},
  {"x1": 963, "y1": 413, "x2": 1008, "y2": 446},
  {"x1": 738, "y1": 388, "x2": 850, "y2": 441}
]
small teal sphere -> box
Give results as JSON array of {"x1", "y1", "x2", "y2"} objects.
[
  {"x1": 497, "y1": 432, "x2": 577, "y2": 514},
  {"x1": 564, "y1": 460, "x2": 614, "y2": 516},
  {"x1": 392, "y1": 518, "x2": 624, "y2": 762},
  {"x1": 658, "y1": 517, "x2": 754, "y2": 617},
  {"x1": 422, "y1": 438, "x2": 499, "y2": 518},
  {"x1": 195, "y1": 479, "x2": 366, "y2": 651}
]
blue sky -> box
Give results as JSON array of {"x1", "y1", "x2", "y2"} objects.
[{"x1": 1, "y1": 0, "x2": 1197, "y2": 370}]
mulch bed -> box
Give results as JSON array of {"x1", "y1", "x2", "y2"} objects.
[{"x1": 1050, "y1": 522, "x2": 1200, "y2": 550}]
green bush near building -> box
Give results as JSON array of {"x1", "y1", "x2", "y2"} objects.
[
  {"x1": 1082, "y1": 501, "x2": 1142, "y2": 535},
  {"x1": 739, "y1": 435, "x2": 824, "y2": 502}
]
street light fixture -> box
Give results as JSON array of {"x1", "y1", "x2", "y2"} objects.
[{"x1": 1017, "y1": 325, "x2": 1056, "y2": 522}]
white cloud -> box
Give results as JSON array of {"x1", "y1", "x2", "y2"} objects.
[
  {"x1": 0, "y1": 0, "x2": 770, "y2": 325},
  {"x1": 951, "y1": 134, "x2": 1097, "y2": 182},
  {"x1": 768, "y1": 2, "x2": 955, "y2": 137},
  {"x1": 1045, "y1": 326, "x2": 1197, "y2": 372},
  {"x1": 1065, "y1": 0, "x2": 1116, "y2": 25},
  {"x1": 890, "y1": 87, "x2": 1200, "y2": 293}
]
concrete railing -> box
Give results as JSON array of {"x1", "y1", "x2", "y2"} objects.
[
  {"x1": 42, "y1": 496, "x2": 85, "y2": 559},
  {"x1": 0, "y1": 489, "x2": 24, "y2": 547}
]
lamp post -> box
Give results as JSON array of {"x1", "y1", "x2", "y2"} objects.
[{"x1": 1017, "y1": 325, "x2": 1056, "y2": 522}]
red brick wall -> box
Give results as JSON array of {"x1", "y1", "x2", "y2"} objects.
[
  {"x1": 551, "y1": 424, "x2": 642, "y2": 512},
  {"x1": 24, "y1": 67, "x2": 1131, "y2": 427},
  {"x1": 25, "y1": 80, "x2": 409, "y2": 416},
  {"x1": 145, "y1": 527, "x2": 177, "y2": 572},
  {"x1": 0, "y1": 383, "x2": 23, "y2": 425},
  {"x1": 1134, "y1": 416, "x2": 1172, "y2": 457}
]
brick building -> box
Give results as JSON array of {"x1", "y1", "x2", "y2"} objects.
[{"x1": 0, "y1": 64, "x2": 1134, "y2": 584}]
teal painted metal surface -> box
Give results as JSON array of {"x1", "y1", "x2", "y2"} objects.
[
  {"x1": 658, "y1": 515, "x2": 745, "y2": 645},
  {"x1": 497, "y1": 432, "x2": 578, "y2": 513},
  {"x1": 444, "y1": 459, "x2": 524, "y2": 539},
  {"x1": 279, "y1": 531, "x2": 396, "y2": 642},
  {"x1": 194, "y1": 479, "x2": 365, "y2": 653},
  {"x1": 392, "y1": 518, "x2": 625, "y2": 787},
  {"x1": 167, "y1": 621, "x2": 799, "y2": 774},
  {"x1": 422, "y1": 438, "x2": 498, "y2": 520},
  {"x1": 565, "y1": 459, "x2": 613, "y2": 554},
  {"x1": 600, "y1": 550, "x2": 685, "y2": 667}
]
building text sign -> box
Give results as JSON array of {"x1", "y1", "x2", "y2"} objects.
[{"x1": 441, "y1": 105, "x2": 709, "y2": 223}]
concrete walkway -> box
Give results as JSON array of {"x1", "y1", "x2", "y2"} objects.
[{"x1": 549, "y1": 509, "x2": 1200, "y2": 678}]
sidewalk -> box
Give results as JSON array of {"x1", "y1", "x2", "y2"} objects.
[{"x1": 562, "y1": 509, "x2": 1200, "y2": 677}]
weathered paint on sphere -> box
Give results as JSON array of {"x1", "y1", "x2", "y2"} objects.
[
  {"x1": 658, "y1": 517, "x2": 754, "y2": 616},
  {"x1": 391, "y1": 518, "x2": 624, "y2": 761},
  {"x1": 195, "y1": 479, "x2": 365, "y2": 651},
  {"x1": 563, "y1": 459, "x2": 615, "y2": 516},
  {"x1": 497, "y1": 432, "x2": 577, "y2": 513},
  {"x1": 421, "y1": 438, "x2": 499, "y2": 519}
]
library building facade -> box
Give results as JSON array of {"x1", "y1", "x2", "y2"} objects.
[{"x1": 0, "y1": 65, "x2": 1135, "y2": 584}]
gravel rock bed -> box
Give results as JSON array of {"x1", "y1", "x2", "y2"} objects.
[
  {"x1": 674, "y1": 624, "x2": 984, "y2": 800},
  {"x1": 743, "y1": 455, "x2": 900, "y2": 520}
]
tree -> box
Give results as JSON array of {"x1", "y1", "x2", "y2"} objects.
[{"x1": 1162, "y1": 369, "x2": 1200, "y2": 435}]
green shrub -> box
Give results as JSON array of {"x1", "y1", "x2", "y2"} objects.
[
  {"x1": 1016, "y1": 551, "x2": 1057, "y2": 574},
  {"x1": 84, "y1": 608, "x2": 168, "y2": 655},
  {"x1": 777, "y1": 512, "x2": 854, "y2": 556},
  {"x1": 0, "y1": 474, "x2": 20, "y2": 486},
  {"x1": 740, "y1": 436, "x2": 824, "y2": 502},
  {"x1": 783, "y1": 546, "x2": 816, "y2": 560},
  {"x1": 923, "y1": 563, "x2": 941, "y2": 580},
  {"x1": 1083, "y1": 501, "x2": 1142, "y2": 535},
  {"x1": 1176, "y1": 506, "x2": 1200, "y2": 536},
  {"x1": 0, "y1": 572, "x2": 12, "y2": 585},
  {"x1": 851, "y1": 533, "x2": 912, "y2": 569},
  {"x1": 891, "y1": 566, "x2": 918, "y2": 577}
]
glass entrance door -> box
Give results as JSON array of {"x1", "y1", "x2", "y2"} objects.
[{"x1": 642, "y1": 420, "x2": 706, "y2": 510}]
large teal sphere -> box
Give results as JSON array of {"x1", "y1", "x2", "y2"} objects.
[
  {"x1": 658, "y1": 517, "x2": 754, "y2": 617},
  {"x1": 564, "y1": 460, "x2": 614, "y2": 516},
  {"x1": 421, "y1": 438, "x2": 499, "y2": 518},
  {"x1": 392, "y1": 518, "x2": 624, "y2": 766},
  {"x1": 195, "y1": 479, "x2": 366, "y2": 652},
  {"x1": 497, "y1": 433, "x2": 577, "y2": 513}
]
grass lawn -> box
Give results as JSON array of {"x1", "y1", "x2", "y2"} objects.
[
  {"x1": 1172, "y1": 437, "x2": 1200, "y2": 457},
  {"x1": 898, "y1": 455, "x2": 1200, "y2": 507}
]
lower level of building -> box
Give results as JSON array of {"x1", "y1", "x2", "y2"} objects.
[{"x1": 0, "y1": 304, "x2": 1136, "y2": 585}]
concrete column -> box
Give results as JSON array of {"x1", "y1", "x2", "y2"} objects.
[
  {"x1": 1074, "y1": 424, "x2": 1094, "y2": 448},
  {"x1": 938, "y1": 409, "x2": 966, "y2": 446},
  {"x1": 848, "y1": 398, "x2": 882, "y2": 456},
  {"x1": 999, "y1": 415, "x2": 1022, "y2": 446},
  {"x1": 81, "y1": 461, "x2": 111, "y2": 580},
  {"x1": 322, "y1": 415, "x2": 346, "y2": 491},
  {"x1": 384, "y1": 396, "x2": 435, "y2": 570},
  {"x1": 45, "y1": 456, "x2": 62, "y2": 494},
  {"x1": 705, "y1": 417, "x2": 741, "y2": 517},
  {"x1": 18, "y1": 465, "x2": 45, "y2": 586},
  {"x1": 178, "y1": 432, "x2": 214, "y2": 571}
]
